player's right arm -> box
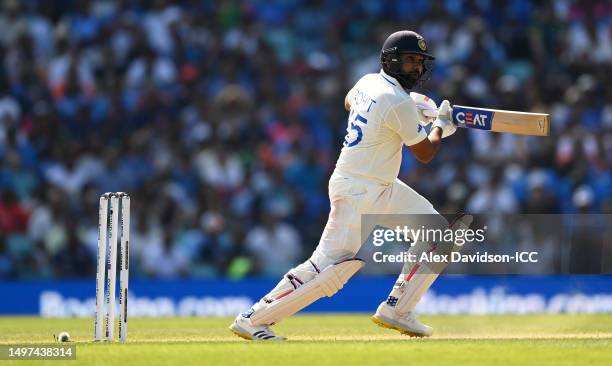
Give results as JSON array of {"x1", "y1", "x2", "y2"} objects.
[
  {"x1": 387, "y1": 98, "x2": 455, "y2": 164},
  {"x1": 409, "y1": 99, "x2": 456, "y2": 163},
  {"x1": 409, "y1": 126, "x2": 442, "y2": 163},
  {"x1": 410, "y1": 100, "x2": 457, "y2": 163}
]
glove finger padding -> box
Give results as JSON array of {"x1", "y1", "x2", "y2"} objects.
[
  {"x1": 410, "y1": 92, "x2": 438, "y2": 126},
  {"x1": 437, "y1": 99, "x2": 451, "y2": 120},
  {"x1": 433, "y1": 119, "x2": 456, "y2": 138},
  {"x1": 432, "y1": 100, "x2": 456, "y2": 138}
]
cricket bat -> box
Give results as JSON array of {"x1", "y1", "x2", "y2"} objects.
[{"x1": 450, "y1": 105, "x2": 550, "y2": 136}]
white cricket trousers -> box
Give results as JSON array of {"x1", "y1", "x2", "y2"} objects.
[
  {"x1": 249, "y1": 170, "x2": 445, "y2": 323},
  {"x1": 309, "y1": 170, "x2": 439, "y2": 269}
]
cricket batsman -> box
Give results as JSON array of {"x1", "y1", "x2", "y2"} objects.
[{"x1": 230, "y1": 30, "x2": 472, "y2": 341}]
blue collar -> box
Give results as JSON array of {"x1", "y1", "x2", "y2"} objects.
[{"x1": 379, "y1": 70, "x2": 398, "y2": 86}]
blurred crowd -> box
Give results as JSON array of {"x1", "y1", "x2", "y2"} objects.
[{"x1": 0, "y1": 0, "x2": 610, "y2": 279}]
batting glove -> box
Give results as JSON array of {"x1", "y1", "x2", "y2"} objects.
[
  {"x1": 410, "y1": 92, "x2": 438, "y2": 126},
  {"x1": 432, "y1": 100, "x2": 456, "y2": 138}
]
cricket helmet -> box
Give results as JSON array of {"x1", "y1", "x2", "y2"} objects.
[{"x1": 381, "y1": 30, "x2": 435, "y2": 89}]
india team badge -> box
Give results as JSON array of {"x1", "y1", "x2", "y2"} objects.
[{"x1": 418, "y1": 38, "x2": 427, "y2": 51}]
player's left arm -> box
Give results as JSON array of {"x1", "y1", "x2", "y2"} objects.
[{"x1": 344, "y1": 87, "x2": 356, "y2": 111}]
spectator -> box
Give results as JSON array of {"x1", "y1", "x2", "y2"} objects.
[
  {"x1": 0, "y1": 189, "x2": 29, "y2": 234},
  {"x1": 0, "y1": 0, "x2": 609, "y2": 279},
  {"x1": 245, "y1": 213, "x2": 302, "y2": 276}
]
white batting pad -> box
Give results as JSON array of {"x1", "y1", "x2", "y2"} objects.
[{"x1": 250, "y1": 259, "x2": 365, "y2": 326}]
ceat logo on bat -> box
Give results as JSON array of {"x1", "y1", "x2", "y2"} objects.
[{"x1": 452, "y1": 106, "x2": 493, "y2": 130}]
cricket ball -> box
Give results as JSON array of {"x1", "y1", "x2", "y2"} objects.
[{"x1": 56, "y1": 331, "x2": 71, "y2": 342}]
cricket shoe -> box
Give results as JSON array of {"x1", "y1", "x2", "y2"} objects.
[
  {"x1": 371, "y1": 302, "x2": 433, "y2": 337},
  {"x1": 229, "y1": 311, "x2": 286, "y2": 341}
]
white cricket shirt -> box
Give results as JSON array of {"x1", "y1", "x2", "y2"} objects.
[{"x1": 335, "y1": 69, "x2": 427, "y2": 183}]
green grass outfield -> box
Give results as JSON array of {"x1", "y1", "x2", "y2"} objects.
[{"x1": 1, "y1": 315, "x2": 612, "y2": 365}]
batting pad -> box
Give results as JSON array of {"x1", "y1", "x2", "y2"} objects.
[
  {"x1": 393, "y1": 267, "x2": 439, "y2": 316},
  {"x1": 250, "y1": 258, "x2": 365, "y2": 326},
  {"x1": 389, "y1": 214, "x2": 473, "y2": 315}
]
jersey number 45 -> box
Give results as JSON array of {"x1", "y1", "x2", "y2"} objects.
[{"x1": 343, "y1": 111, "x2": 368, "y2": 147}]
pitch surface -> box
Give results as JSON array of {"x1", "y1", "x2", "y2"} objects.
[{"x1": 1, "y1": 315, "x2": 611, "y2": 365}]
